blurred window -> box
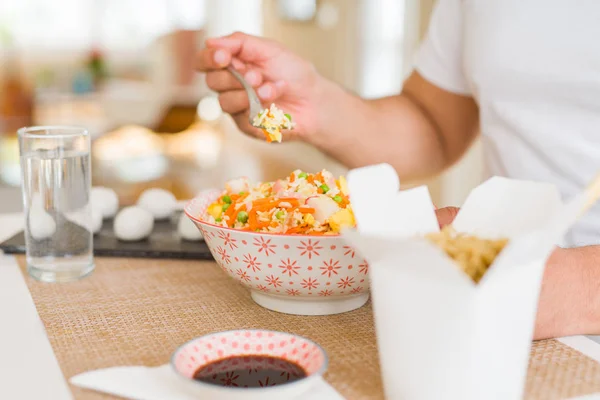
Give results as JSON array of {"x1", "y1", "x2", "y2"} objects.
[
  {"x1": 359, "y1": 0, "x2": 406, "y2": 98},
  {"x1": 0, "y1": 0, "x2": 207, "y2": 50}
]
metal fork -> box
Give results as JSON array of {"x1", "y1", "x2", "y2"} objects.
[{"x1": 227, "y1": 66, "x2": 264, "y2": 128}]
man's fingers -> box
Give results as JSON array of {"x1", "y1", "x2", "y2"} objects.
[
  {"x1": 205, "y1": 69, "x2": 264, "y2": 92},
  {"x1": 218, "y1": 90, "x2": 250, "y2": 115},
  {"x1": 205, "y1": 32, "x2": 280, "y2": 62},
  {"x1": 256, "y1": 80, "x2": 286, "y2": 102},
  {"x1": 244, "y1": 69, "x2": 264, "y2": 86},
  {"x1": 231, "y1": 57, "x2": 246, "y2": 71},
  {"x1": 206, "y1": 70, "x2": 242, "y2": 91},
  {"x1": 217, "y1": 82, "x2": 285, "y2": 115},
  {"x1": 435, "y1": 207, "x2": 460, "y2": 228},
  {"x1": 197, "y1": 47, "x2": 232, "y2": 71}
]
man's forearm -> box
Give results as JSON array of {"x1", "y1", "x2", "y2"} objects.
[
  {"x1": 305, "y1": 77, "x2": 448, "y2": 181},
  {"x1": 304, "y1": 72, "x2": 480, "y2": 182},
  {"x1": 535, "y1": 246, "x2": 600, "y2": 339}
]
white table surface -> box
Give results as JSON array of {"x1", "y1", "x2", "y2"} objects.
[
  {"x1": 2, "y1": 212, "x2": 600, "y2": 400},
  {"x1": 0, "y1": 213, "x2": 72, "y2": 400}
]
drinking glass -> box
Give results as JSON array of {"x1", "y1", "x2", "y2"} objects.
[{"x1": 18, "y1": 126, "x2": 94, "y2": 282}]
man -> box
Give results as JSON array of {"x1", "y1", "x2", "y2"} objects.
[{"x1": 197, "y1": 0, "x2": 600, "y2": 339}]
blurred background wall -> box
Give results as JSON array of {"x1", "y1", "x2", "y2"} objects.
[{"x1": 0, "y1": 0, "x2": 484, "y2": 212}]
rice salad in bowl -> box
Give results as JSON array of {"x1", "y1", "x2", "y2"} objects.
[
  {"x1": 203, "y1": 169, "x2": 355, "y2": 235},
  {"x1": 253, "y1": 103, "x2": 295, "y2": 143},
  {"x1": 184, "y1": 170, "x2": 368, "y2": 316}
]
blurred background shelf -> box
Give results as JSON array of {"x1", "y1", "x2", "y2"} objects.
[{"x1": 0, "y1": 0, "x2": 483, "y2": 214}]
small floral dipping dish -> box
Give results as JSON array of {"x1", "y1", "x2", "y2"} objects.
[
  {"x1": 171, "y1": 329, "x2": 328, "y2": 400},
  {"x1": 185, "y1": 190, "x2": 370, "y2": 315}
]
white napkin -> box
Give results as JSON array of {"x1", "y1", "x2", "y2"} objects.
[{"x1": 70, "y1": 364, "x2": 345, "y2": 400}]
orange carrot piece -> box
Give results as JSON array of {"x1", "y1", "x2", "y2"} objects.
[
  {"x1": 225, "y1": 204, "x2": 237, "y2": 220},
  {"x1": 252, "y1": 197, "x2": 299, "y2": 208},
  {"x1": 228, "y1": 204, "x2": 246, "y2": 227},
  {"x1": 285, "y1": 226, "x2": 305, "y2": 234},
  {"x1": 262, "y1": 129, "x2": 273, "y2": 143},
  {"x1": 298, "y1": 207, "x2": 315, "y2": 214},
  {"x1": 248, "y1": 207, "x2": 261, "y2": 230},
  {"x1": 252, "y1": 198, "x2": 272, "y2": 206},
  {"x1": 289, "y1": 172, "x2": 295, "y2": 182},
  {"x1": 253, "y1": 202, "x2": 280, "y2": 211}
]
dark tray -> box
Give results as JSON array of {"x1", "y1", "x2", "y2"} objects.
[{"x1": 0, "y1": 212, "x2": 214, "y2": 260}]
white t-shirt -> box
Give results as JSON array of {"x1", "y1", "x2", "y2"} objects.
[{"x1": 416, "y1": 0, "x2": 600, "y2": 247}]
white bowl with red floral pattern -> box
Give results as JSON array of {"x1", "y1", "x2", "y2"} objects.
[
  {"x1": 171, "y1": 329, "x2": 328, "y2": 400},
  {"x1": 185, "y1": 190, "x2": 369, "y2": 315}
]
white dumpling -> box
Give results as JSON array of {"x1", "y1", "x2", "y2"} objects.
[
  {"x1": 91, "y1": 208, "x2": 103, "y2": 234},
  {"x1": 91, "y1": 187, "x2": 119, "y2": 219},
  {"x1": 65, "y1": 207, "x2": 102, "y2": 235},
  {"x1": 178, "y1": 213, "x2": 203, "y2": 241},
  {"x1": 137, "y1": 188, "x2": 177, "y2": 220},
  {"x1": 114, "y1": 206, "x2": 154, "y2": 241},
  {"x1": 28, "y1": 203, "x2": 56, "y2": 241}
]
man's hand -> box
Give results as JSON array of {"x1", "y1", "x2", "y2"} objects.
[
  {"x1": 433, "y1": 206, "x2": 600, "y2": 340},
  {"x1": 197, "y1": 32, "x2": 323, "y2": 140}
]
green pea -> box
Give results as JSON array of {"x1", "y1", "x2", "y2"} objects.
[
  {"x1": 215, "y1": 217, "x2": 222, "y2": 222},
  {"x1": 284, "y1": 113, "x2": 292, "y2": 121},
  {"x1": 333, "y1": 195, "x2": 343, "y2": 203},
  {"x1": 298, "y1": 172, "x2": 308, "y2": 179},
  {"x1": 276, "y1": 210, "x2": 285, "y2": 219},
  {"x1": 238, "y1": 191, "x2": 246, "y2": 196},
  {"x1": 320, "y1": 184, "x2": 330, "y2": 193},
  {"x1": 237, "y1": 211, "x2": 249, "y2": 223},
  {"x1": 222, "y1": 195, "x2": 232, "y2": 204},
  {"x1": 222, "y1": 203, "x2": 231, "y2": 211}
]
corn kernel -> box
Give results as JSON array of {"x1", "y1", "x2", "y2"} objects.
[{"x1": 207, "y1": 203, "x2": 223, "y2": 219}]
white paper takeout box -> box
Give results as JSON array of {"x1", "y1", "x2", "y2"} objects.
[{"x1": 342, "y1": 164, "x2": 594, "y2": 400}]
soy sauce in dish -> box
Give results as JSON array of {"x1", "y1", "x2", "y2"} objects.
[{"x1": 193, "y1": 355, "x2": 307, "y2": 388}]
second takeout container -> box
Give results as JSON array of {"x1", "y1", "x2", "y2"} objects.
[{"x1": 342, "y1": 164, "x2": 590, "y2": 400}]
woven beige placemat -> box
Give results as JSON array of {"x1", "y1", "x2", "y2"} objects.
[{"x1": 16, "y1": 256, "x2": 600, "y2": 400}]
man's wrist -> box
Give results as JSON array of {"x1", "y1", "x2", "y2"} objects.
[
  {"x1": 303, "y1": 75, "x2": 368, "y2": 150},
  {"x1": 547, "y1": 246, "x2": 600, "y2": 335},
  {"x1": 303, "y1": 75, "x2": 341, "y2": 146}
]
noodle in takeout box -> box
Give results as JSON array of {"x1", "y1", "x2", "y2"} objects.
[{"x1": 341, "y1": 163, "x2": 600, "y2": 400}]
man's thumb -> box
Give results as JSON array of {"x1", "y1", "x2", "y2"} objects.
[{"x1": 435, "y1": 207, "x2": 460, "y2": 228}]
